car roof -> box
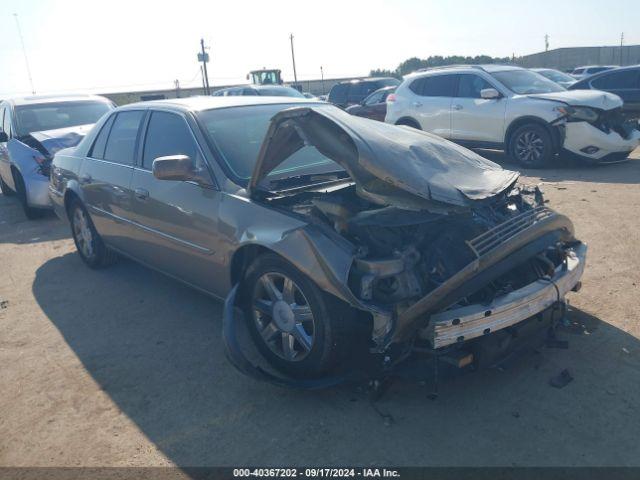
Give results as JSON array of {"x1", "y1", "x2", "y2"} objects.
[
  {"x1": 338, "y1": 77, "x2": 397, "y2": 85},
  {"x1": 573, "y1": 65, "x2": 617, "y2": 70},
  {"x1": 572, "y1": 64, "x2": 640, "y2": 86},
  {"x1": 119, "y1": 95, "x2": 323, "y2": 113},
  {"x1": 406, "y1": 64, "x2": 522, "y2": 78},
  {"x1": 3, "y1": 94, "x2": 112, "y2": 107}
]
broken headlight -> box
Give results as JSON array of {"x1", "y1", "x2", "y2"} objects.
[{"x1": 555, "y1": 105, "x2": 599, "y2": 123}]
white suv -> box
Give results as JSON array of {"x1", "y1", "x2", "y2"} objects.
[{"x1": 386, "y1": 65, "x2": 639, "y2": 167}]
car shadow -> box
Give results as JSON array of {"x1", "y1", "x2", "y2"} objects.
[
  {"x1": 475, "y1": 148, "x2": 640, "y2": 185},
  {"x1": 0, "y1": 194, "x2": 69, "y2": 245},
  {"x1": 32, "y1": 253, "x2": 640, "y2": 467}
]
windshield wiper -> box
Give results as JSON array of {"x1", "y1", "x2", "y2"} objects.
[{"x1": 266, "y1": 170, "x2": 350, "y2": 191}]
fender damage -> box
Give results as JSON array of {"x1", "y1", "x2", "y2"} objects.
[{"x1": 225, "y1": 106, "x2": 586, "y2": 377}]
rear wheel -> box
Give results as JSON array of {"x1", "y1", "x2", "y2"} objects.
[
  {"x1": 12, "y1": 170, "x2": 44, "y2": 219},
  {"x1": 69, "y1": 199, "x2": 118, "y2": 269},
  {"x1": 508, "y1": 124, "x2": 554, "y2": 168},
  {"x1": 396, "y1": 118, "x2": 421, "y2": 129},
  {"x1": 241, "y1": 253, "x2": 356, "y2": 378}
]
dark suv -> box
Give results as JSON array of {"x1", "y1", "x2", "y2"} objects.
[
  {"x1": 328, "y1": 77, "x2": 399, "y2": 108},
  {"x1": 570, "y1": 66, "x2": 640, "y2": 123}
]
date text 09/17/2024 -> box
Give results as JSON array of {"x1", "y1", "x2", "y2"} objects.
[{"x1": 232, "y1": 468, "x2": 401, "y2": 478}]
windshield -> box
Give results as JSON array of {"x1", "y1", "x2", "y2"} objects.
[
  {"x1": 14, "y1": 101, "x2": 112, "y2": 136},
  {"x1": 197, "y1": 104, "x2": 339, "y2": 183},
  {"x1": 538, "y1": 69, "x2": 575, "y2": 84},
  {"x1": 491, "y1": 70, "x2": 565, "y2": 94},
  {"x1": 256, "y1": 87, "x2": 305, "y2": 98}
]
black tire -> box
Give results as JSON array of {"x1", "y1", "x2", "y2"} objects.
[
  {"x1": 68, "y1": 199, "x2": 118, "y2": 269},
  {"x1": 508, "y1": 123, "x2": 554, "y2": 168},
  {"x1": 240, "y1": 253, "x2": 355, "y2": 378},
  {"x1": 0, "y1": 174, "x2": 15, "y2": 197},
  {"x1": 396, "y1": 118, "x2": 421, "y2": 129},
  {"x1": 12, "y1": 170, "x2": 44, "y2": 219}
]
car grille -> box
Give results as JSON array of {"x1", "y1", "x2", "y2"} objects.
[{"x1": 467, "y1": 206, "x2": 554, "y2": 257}]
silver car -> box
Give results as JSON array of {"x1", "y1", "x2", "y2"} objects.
[
  {"x1": 0, "y1": 95, "x2": 114, "y2": 218},
  {"x1": 50, "y1": 96, "x2": 586, "y2": 381}
]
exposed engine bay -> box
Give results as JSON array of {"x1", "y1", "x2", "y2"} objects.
[{"x1": 264, "y1": 179, "x2": 577, "y2": 350}]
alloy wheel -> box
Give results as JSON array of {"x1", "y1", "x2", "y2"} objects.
[
  {"x1": 73, "y1": 207, "x2": 94, "y2": 260},
  {"x1": 514, "y1": 130, "x2": 545, "y2": 165},
  {"x1": 251, "y1": 272, "x2": 316, "y2": 362}
]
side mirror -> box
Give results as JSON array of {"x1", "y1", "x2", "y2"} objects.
[
  {"x1": 152, "y1": 155, "x2": 195, "y2": 182},
  {"x1": 0, "y1": 131, "x2": 8, "y2": 143},
  {"x1": 480, "y1": 88, "x2": 501, "y2": 100}
]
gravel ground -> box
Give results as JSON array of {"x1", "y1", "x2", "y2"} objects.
[{"x1": 1, "y1": 149, "x2": 640, "y2": 468}]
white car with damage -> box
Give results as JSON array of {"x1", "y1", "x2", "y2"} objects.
[{"x1": 385, "y1": 65, "x2": 639, "y2": 167}]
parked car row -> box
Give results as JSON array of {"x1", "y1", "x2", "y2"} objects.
[{"x1": 0, "y1": 63, "x2": 635, "y2": 384}]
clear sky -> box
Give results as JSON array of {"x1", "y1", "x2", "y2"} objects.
[{"x1": 0, "y1": 0, "x2": 638, "y2": 96}]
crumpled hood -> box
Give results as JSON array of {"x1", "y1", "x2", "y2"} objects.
[
  {"x1": 250, "y1": 106, "x2": 519, "y2": 212},
  {"x1": 27, "y1": 123, "x2": 94, "y2": 157},
  {"x1": 527, "y1": 89, "x2": 623, "y2": 110}
]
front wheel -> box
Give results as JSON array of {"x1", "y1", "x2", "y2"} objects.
[
  {"x1": 508, "y1": 124, "x2": 554, "y2": 168},
  {"x1": 69, "y1": 199, "x2": 117, "y2": 269},
  {"x1": 241, "y1": 253, "x2": 356, "y2": 378},
  {"x1": 12, "y1": 170, "x2": 44, "y2": 219}
]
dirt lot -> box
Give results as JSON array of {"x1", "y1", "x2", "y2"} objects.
[{"x1": 1, "y1": 150, "x2": 640, "y2": 468}]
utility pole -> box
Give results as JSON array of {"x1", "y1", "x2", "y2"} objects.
[
  {"x1": 13, "y1": 13, "x2": 35, "y2": 94},
  {"x1": 620, "y1": 32, "x2": 625, "y2": 65},
  {"x1": 174, "y1": 79, "x2": 180, "y2": 98},
  {"x1": 320, "y1": 66, "x2": 325, "y2": 95},
  {"x1": 544, "y1": 34, "x2": 549, "y2": 52},
  {"x1": 289, "y1": 34, "x2": 298, "y2": 84},
  {"x1": 199, "y1": 39, "x2": 211, "y2": 95},
  {"x1": 200, "y1": 65, "x2": 206, "y2": 93}
]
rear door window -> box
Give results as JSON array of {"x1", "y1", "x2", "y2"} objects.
[
  {"x1": 364, "y1": 90, "x2": 384, "y2": 105},
  {"x1": 103, "y1": 111, "x2": 145, "y2": 165}
]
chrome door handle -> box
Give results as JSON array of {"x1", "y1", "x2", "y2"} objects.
[
  {"x1": 79, "y1": 174, "x2": 92, "y2": 184},
  {"x1": 453, "y1": 104, "x2": 463, "y2": 110},
  {"x1": 413, "y1": 101, "x2": 423, "y2": 107},
  {"x1": 134, "y1": 188, "x2": 149, "y2": 200}
]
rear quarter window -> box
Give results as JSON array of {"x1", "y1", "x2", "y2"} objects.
[
  {"x1": 89, "y1": 114, "x2": 116, "y2": 159},
  {"x1": 410, "y1": 75, "x2": 457, "y2": 97}
]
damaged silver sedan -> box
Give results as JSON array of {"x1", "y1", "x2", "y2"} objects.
[{"x1": 49, "y1": 96, "x2": 586, "y2": 382}]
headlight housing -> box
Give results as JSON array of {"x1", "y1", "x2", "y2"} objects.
[{"x1": 554, "y1": 105, "x2": 600, "y2": 123}]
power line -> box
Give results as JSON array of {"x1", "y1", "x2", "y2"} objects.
[{"x1": 13, "y1": 13, "x2": 35, "y2": 94}]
